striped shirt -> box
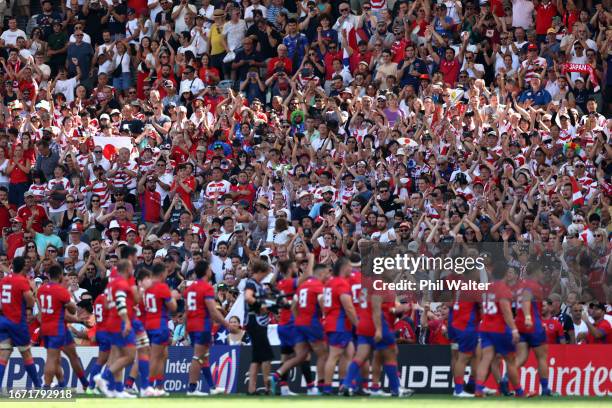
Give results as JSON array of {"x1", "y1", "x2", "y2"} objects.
[{"x1": 88, "y1": 178, "x2": 111, "y2": 208}]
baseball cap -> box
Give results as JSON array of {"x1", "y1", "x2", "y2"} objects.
[
  {"x1": 528, "y1": 43, "x2": 538, "y2": 51},
  {"x1": 100, "y1": 113, "x2": 110, "y2": 120}
]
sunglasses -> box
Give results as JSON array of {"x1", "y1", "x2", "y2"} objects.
[{"x1": 47, "y1": 249, "x2": 57, "y2": 253}]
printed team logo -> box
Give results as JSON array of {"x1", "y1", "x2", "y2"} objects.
[{"x1": 212, "y1": 349, "x2": 237, "y2": 393}]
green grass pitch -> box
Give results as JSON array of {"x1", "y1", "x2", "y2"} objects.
[{"x1": 2, "y1": 394, "x2": 609, "y2": 408}]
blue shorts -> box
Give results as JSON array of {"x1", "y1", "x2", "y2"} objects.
[
  {"x1": 295, "y1": 325, "x2": 324, "y2": 344},
  {"x1": 42, "y1": 331, "x2": 74, "y2": 350},
  {"x1": 327, "y1": 331, "x2": 353, "y2": 348},
  {"x1": 147, "y1": 328, "x2": 170, "y2": 345},
  {"x1": 357, "y1": 334, "x2": 395, "y2": 350},
  {"x1": 96, "y1": 330, "x2": 111, "y2": 352},
  {"x1": 188, "y1": 331, "x2": 212, "y2": 346},
  {"x1": 519, "y1": 329, "x2": 546, "y2": 348},
  {"x1": 453, "y1": 328, "x2": 478, "y2": 354},
  {"x1": 109, "y1": 322, "x2": 136, "y2": 347},
  {"x1": 0, "y1": 317, "x2": 30, "y2": 347},
  {"x1": 277, "y1": 324, "x2": 296, "y2": 349},
  {"x1": 479, "y1": 331, "x2": 515, "y2": 356},
  {"x1": 132, "y1": 319, "x2": 145, "y2": 336}
]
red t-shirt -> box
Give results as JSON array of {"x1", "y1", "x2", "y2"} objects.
[
  {"x1": 439, "y1": 58, "x2": 460, "y2": 86},
  {"x1": 294, "y1": 277, "x2": 324, "y2": 327},
  {"x1": 105, "y1": 276, "x2": 135, "y2": 333},
  {"x1": 586, "y1": 319, "x2": 612, "y2": 344},
  {"x1": 9, "y1": 158, "x2": 29, "y2": 183},
  {"x1": 5, "y1": 231, "x2": 23, "y2": 259},
  {"x1": 277, "y1": 277, "x2": 297, "y2": 326},
  {"x1": 535, "y1": 3, "x2": 558, "y2": 35},
  {"x1": 184, "y1": 279, "x2": 215, "y2": 333},
  {"x1": 0, "y1": 273, "x2": 31, "y2": 324},
  {"x1": 94, "y1": 293, "x2": 109, "y2": 332},
  {"x1": 428, "y1": 318, "x2": 451, "y2": 345},
  {"x1": 38, "y1": 282, "x2": 71, "y2": 336},
  {"x1": 480, "y1": 280, "x2": 513, "y2": 333},
  {"x1": 143, "y1": 281, "x2": 172, "y2": 331},
  {"x1": 323, "y1": 276, "x2": 352, "y2": 333},
  {"x1": 140, "y1": 190, "x2": 162, "y2": 223},
  {"x1": 542, "y1": 317, "x2": 564, "y2": 344},
  {"x1": 171, "y1": 175, "x2": 196, "y2": 211},
  {"x1": 230, "y1": 182, "x2": 256, "y2": 206},
  {"x1": 17, "y1": 204, "x2": 48, "y2": 233}
]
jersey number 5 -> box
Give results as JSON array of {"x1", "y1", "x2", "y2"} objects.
[{"x1": 1, "y1": 285, "x2": 10, "y2": 304}]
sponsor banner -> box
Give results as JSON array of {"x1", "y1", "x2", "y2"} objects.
[
  {"x1": 482, "y1": 345, "x2": 612, "y2": 396},
  {"x1": 4, "y1": 345, "x2": 609, "y2": 396},
  {"x1": 163, "y1": 346, "x2": 240, "y2": 393},
  {"x1": 235, "y1": 345, "x2": 453, "y2": 395},
  {"x1": 3, "y1": 346, "x2": 241, "y2": 394},
  {"x1": 3, "y1": 347, "x2": 98, "y2": 391}
]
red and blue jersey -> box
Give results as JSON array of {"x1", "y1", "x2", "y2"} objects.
[
  {"x1": 515, "y1": 279, "x2": 544, "y2": 334},
  {"x1": 479, "y1": 280, "x2": 513, "y2": 333},
  {"x1": 323, "y1": 276, "x2": 352, "y2": 333},
  {"x1": 277, "y1": 277, "x2": 297, "y2": 326},
  {"x1": 586, "y1": 319, "x2": 612, "y2": 344},
  {"x1": 37, "y1": 282, "x2": 71, "y2": 336},
  {"x1": 94, "y1": 293, "x2": 109, "y2": 332},
  {"x1": 143, "y1": 281, "x2": 172, "y2": 331},
  {"x1": 450, "y1": 301, "x2": 480, "y2": 331},
  {"x1": 106, "y1": 276, "x2": 135, "y2": 333},
  {"x1": 0, "y1": 273, "x2": 31, "y2": 324},
  {"x1": 542, "y1": 317, "x2": 564, "y2": 344},
  {"x1": 184, "y1": 279, "x2": 215, "y2": 333},
  {"x1": 356, "y1": 287, "x2": 394, "y2": 336},
  {"x1": 294, "y1": 277, "x2": 324, "y2": 327},
  {"x1": 348, "y1": 269, "x2": 362, "y2": 308}
]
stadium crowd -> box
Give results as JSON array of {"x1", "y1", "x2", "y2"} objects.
[{"x1": 0, "y1": 0, "x2": 610, "y2": 398}]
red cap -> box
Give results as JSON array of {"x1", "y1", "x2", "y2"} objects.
[{"x1": 528, "y1": 43, "x2": 538, "y2": 51}]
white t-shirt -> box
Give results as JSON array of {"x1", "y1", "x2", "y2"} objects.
[
  {"x1": 172, "y1": 4, "x2": 197, "y2": 33},
  {"x1": 222, "y1": 19, "x2": 247, "y2": 52},
  {"x1": 512, "y1": 0, "x2": 534, "y2": 29},
  {"x1": 66, "y1": 241, "x2": 91, "y2": 261},
  {"x1": 191, "y1": 26, "x2": 209, "y2": 55},
  {"x1": 211, "y1": 254, "x2": 233, "y2": 283},
  {"x1": 198, "y1": 4, "x2": 214, "y2": 28},
  {"x1": 97, "y1": 43, "x2": 115, "y2": 75},
  {"x1": 0, "y1": 29, "x2": 26, "y2": 46},
  {"x1": 113, "y1": 52, "x2": 131, "y2": 74},
  {"x1": 148, "y1": 0, "x2": 163, "y2": 23},
  {"x1": 69, "y1": 32, "x2": 91, "y2": 44},
  {"x1": 371, "y1": 228, "x2": 397, "y2": 242},
  {"x1": 244, "y1": 4, "x2": 267, "y2": 23},
  {"x1": 573, "y1": 320, "x2": 588, "y2": 343},
  {"x1": 125, "y1": 19, "x2": 140, "y2": 44},
  {"x1": 179, "y1": 77, "x2": 205, "y2": 95},
  {"x1": 54, "y1": 77, "x2": 79, "y2": 103}
]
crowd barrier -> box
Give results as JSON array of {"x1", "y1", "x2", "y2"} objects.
[{"x1": 2, "y1": 345, "x2": 610, "y2": 396}]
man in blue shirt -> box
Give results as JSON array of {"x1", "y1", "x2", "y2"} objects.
[
  {"x1": 518, "y1": 74, "x2": 552, "y2": 107},
  {"x1": 283, "y1": 18, "x2": 309, "y2": 68}
]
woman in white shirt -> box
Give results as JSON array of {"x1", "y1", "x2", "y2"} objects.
[{"x1": 112, "y1": 41, "x2": 132, "y2": 92}]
